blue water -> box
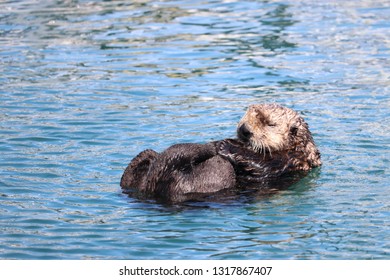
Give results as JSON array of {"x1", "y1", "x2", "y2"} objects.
[{"x1": 1, "y1": 0, "x2": 389, "y2": 259}]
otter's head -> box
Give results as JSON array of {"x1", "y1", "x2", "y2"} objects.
[{"x1": 237, "y1": 103, "x2": 321, "y2": 169}]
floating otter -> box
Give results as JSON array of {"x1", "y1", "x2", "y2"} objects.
[{"x1": 120, "y1": 103, "x2": 321, "y2": 203}]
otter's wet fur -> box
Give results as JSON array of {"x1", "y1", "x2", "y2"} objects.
[
  {"x1": 120, "y1": 103, "x2": 321, "y2": 203},
  {"x1": 120, "y1": 143, "x2": 235, "y2": 203}
]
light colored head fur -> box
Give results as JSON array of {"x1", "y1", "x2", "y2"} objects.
[{"x1": 237, "y1": 103, "x2": 321, "y2": 170}]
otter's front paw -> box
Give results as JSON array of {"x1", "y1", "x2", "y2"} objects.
[
  {"x1": 217, "y1": 140, "x2": 230, "y2": 156},
  {"x1": 217, "y1": 141, "x2": 227, "y2": 156},
  {"x1": 218, "y1": 139, "x2": 244, "y2": 155},
  {"x1": 217, "y1": 139, "x2": 240, "y2": 163}
]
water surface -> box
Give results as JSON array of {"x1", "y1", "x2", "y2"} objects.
[{"x1": 0, "y1": 0, "x2": 389, "y2": 259}]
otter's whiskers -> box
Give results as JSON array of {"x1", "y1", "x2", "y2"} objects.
[{"x1": 251, "y1": 139, "x2": 272, "y2": 159}]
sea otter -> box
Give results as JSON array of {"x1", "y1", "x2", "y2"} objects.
[{"x1": 120, "y1": 103, "x2": 321, "y2": 203}]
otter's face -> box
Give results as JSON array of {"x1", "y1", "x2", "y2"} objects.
[{"x1": 237, "y1": 104, "x2": 306, "y2": 153}]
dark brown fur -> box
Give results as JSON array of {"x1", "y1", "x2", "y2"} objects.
[
  {"x1": 120, "y1": 103, "x2": 321, "y2": 203},
  {"x1": 120, "y1": 142, "x2": 236, "y2": 203}
]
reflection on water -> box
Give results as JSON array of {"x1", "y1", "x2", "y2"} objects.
[{"x1": 0, "y1": 0, "x2": 389, "y2": 259}]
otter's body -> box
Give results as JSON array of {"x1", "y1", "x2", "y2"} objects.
[
  {"x1": 120, "y1": 104, "x2": 321, "y2": 203},
  {"x1": 120, "y1": 142, "x2": 236, "y2": 203}
]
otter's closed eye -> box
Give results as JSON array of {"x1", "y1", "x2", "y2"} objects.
[
  {"x1": 268, "y1": 123, "x2": 277, "y2": 127},
  {"x1": 290, "y1": 126, "x2": 298, "y2": 136}
]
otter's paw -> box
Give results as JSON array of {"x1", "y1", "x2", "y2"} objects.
[
  {"x1": 217, "y1": 140, "x2": 232, "y2": 157},
  {"x1": 218, "y1": 139, "x2": 243, "y2": 156},
  {"x1": 217, "y1": 139, "x2": 240, "y2": 163}
]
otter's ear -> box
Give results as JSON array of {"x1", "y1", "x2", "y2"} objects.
[{"x1": 290, "y1": 125, "x2": 298, "y2": 136}]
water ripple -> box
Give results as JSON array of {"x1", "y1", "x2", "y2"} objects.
[{"x1": 1, "y1": 0, "x2": 389, "y2": 259}]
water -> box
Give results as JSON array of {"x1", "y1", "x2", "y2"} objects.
[{"x1": 0, "y1": 0, "x2": 389, "y2": 260}]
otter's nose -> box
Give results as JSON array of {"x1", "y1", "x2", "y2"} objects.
[{"x1": 238, "y1": 124, "x2": 252, "y2": 141}]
